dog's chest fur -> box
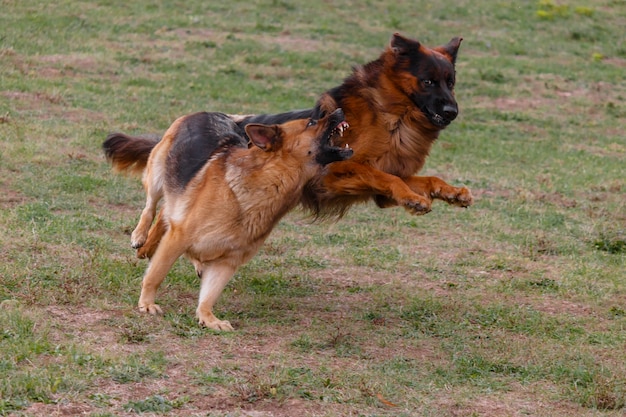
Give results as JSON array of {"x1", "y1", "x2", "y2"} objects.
[{"x1": 224, "y1": 151, "x2": 308, "y2": 226}]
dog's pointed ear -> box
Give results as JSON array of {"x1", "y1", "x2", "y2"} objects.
[
  {"x1": 245, "y1": 124, "x2": 281, "y2": 151},
  {"x1": 439, "y1": 37, "x2": 463, "y2": 64},
  {"x1": 390, "y1": 32, "x2": 421, "y2": 55}
]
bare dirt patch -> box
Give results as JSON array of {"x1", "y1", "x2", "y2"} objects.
[
  {"x1": 525, "y1": 297, "x2": 595, "y2": 317},
  {"x1": 2, "y1": 90, "x2": 106, "y2": 122},
  {"x1": 169, "y1": 28, "x2": 332, "y2": 53},
  {"x1": 0, "y1": 185, "x2": 29, "y2": 209},
  {"x1": 45, "y1": 305, "x2": 123, "y2": 347},
  {"x1": 474, "y1": 77, "x2": 620, "y2": 119},
  {"x1": 37, "y1": 53, "x2": 100, "y2": 70}
]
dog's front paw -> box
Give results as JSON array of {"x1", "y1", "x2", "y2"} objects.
[
  {"x1": 401, "y1": 196, "x2": 432, "y2": 215},
  {"x1": 199, "y1": 317, "x2": 234, "y2": 332},
  {"x1": 139, "y1": 303, "x2": 163, "y2": 315},
  {"x1": 130, "y1": 235, "x2": 145, "y2": 249},
  {"x1": 197, "y1": 310, "x2": 234, "y2": 331},
  {"x1": 131, "y1": 225, "x2": 150, "y2": 249},
  {"x1": 441, "y1": 186, "x2": 473, "y2": 207}
]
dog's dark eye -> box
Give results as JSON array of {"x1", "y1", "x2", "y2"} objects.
[
  {"x1": 447, "y1": 78, "x2": 455, "y2": 89},
  {"x1": 306, "y1": 119, "x2": 317, "y2": 128},
  {"x1": 423, "y1": 79, "x2": 434, "y2": 87}
]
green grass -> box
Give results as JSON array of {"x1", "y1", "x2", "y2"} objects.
[{"x1": 1, "y1": 0, "x2": 625, "y2": 415}]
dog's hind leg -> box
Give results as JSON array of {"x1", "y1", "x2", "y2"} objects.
[
  {"x1": 137, "y1": 228, "x2": 187, "y2": 315},
  {"x1": 196, "y1": 261, "x2": 237, "y2": 331}
]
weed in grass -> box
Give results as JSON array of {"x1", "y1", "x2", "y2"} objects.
[
  {"x1": 246, "y1": 274, "x2": 296, "y2": 296},
  {"x1": 594, "y1": 232, "x2": 626, "y2": 254},
  {"x1": 451, "y1": 353, "x2": 535, "y2": 387},
  {"x1": 536, "y1": 0, "x2": 571, "y2": 20},
  {"x1": 108, "y1": 352, "x2": 167, "y2": 384},
  {"x1": 290, "y1": 330, "x2": 363, "y2": 358},
  {"x1": 324, "y1": 328, "x2": 362, "y2": 358},
  {"x1": 234, "y1": 373, "x2": 277, "y2": 403},
  {"x1": 472, "y1": 304, "x2": 585, "y2": 341},
  {"x1": 586, "y1": 329, "x2": 626, "y2": 347},
  {"x1": 166, "y1": 311, "x2": 210, "y2": 338},
  {"x1": 574, "y1": 6, "x2": 595, "y2": 17},
  {"x1": 109, "y1": 363, "x2": 160, "y2": 384},
  {"x1": 576, "y1": 375, "x2": 626, "y2": 410},
  {"x1": 522, "y1": 232, "x2": 562, "y2": 259},
  {"x1": 123, "y1": 394, "x2": 186, "y2": 413},
  {"x1": 363, "y1": 310, "x2": 386, "y2": 326},
  {"x1": 117, "y1": 319, "x2": 153, "y2": 344},
  {"x1": 235, "y1": 264, "x2": 315, "y2": 298},
  {"x1": 527, "y1": 277, "x2": 560, "y2": 291},
  {"x1": 89, "y1": 392, "x2": 113, "y2": 408},
  {"x1": 191, "y1": 367, "x2": 230, "y2": 386},
  {"x1": 555, "y1": 360, "x2": 626, "y2": 410},
  {"x1": 0, "y1": 308, "x2": 51, "y2": 363},
  {"x1": 608, "y1": 306, "x2": 626, "y2": 318},
  {"x1": 401, "y1": 296, "x2": 459, "y2": 338},
  {"x1": 0, "y1": 398, "x2": 30, "y2": 416},
  {"x1": 290, "y1": 334, "x2": 313, "y2": 353}
]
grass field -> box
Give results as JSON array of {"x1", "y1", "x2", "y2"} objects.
[{"x1": 1, "y1": 0, "x2": 625, "y2": 416}]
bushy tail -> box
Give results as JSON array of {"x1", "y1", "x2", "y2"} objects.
[{"x1": 102, "y1": 133, "x2": 160, "y2": 176}]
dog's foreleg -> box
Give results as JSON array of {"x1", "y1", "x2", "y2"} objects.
[
  {"x1": 196, "y1": 261, "x2": 237, "y2": 331},
  {"x1": 325, "y1": 161, "x2": 432, "y2": 215},
  {"x1": 131, "y1": 168, "x2": 164, "y2": 248},
  {"x1": 138, "y1": 228, "x2": 186, "y2": 315},
  {"x1": 131, "y1": 195, "x2": 161, "y2": 249},
  {"x1": 137, "y1": 209, "x2": 168, "y2": 259}
]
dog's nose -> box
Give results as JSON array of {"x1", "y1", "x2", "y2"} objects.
[{"x1": 442, "y1": 104, "x2": 458, "y2": 121}]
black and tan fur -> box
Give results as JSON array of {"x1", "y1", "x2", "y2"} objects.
[{"x1": 103, "y1": 110, "x2": 352, "y2": 330}]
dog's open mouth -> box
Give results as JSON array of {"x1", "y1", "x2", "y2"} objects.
[
  {"x1": 317, "y1": 109, "x2": 354, "y2": 165},
  {"x1": 327, "y1": 115, "x2": 352, "y2": 155},
  {"x1": 325, "y1": 108, "x2": 351, "y2": 147}
]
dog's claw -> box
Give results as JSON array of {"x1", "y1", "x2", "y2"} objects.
[
  {"x1": 199, "y1": 317, "x2": 234, "y2": 332},
  {"x1": 441, "y1": 186, "x2": 473, "y2": 207},
  {"x1": 457, "y1": 187, "x2": 474, "y2": 207},
  {"x1": 139, "y1": 303, "x2": 163, "y2": 315},
  {"x1": 400, "y1": 195, "x2": 432, "y2": 215},
  {"x1": 130, "y1": 235, "x2": 145, "y2": 249},
  {"x1": 197, "y1": 308, "x2": 234, "y2": 331},
  {"x1": 404, "y1": 204, "x2": 432, "y2": 215},
  {"x1": 131, "y1": 228, "x2": 148, "y2": 249}
]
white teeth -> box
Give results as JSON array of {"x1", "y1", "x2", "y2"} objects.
[
  {"x1": 338, "y1": 123, "x2": 348, "y2": 136},
  {"x1": 345, "y1": 144, "x2": 350, "y2": 149}
]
